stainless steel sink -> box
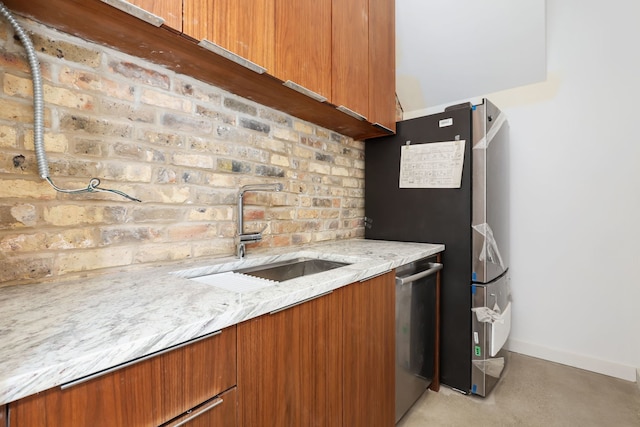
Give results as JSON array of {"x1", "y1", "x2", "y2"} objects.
[{"x1": 235, "y1": 257, "x2": 350, "y2": 282}]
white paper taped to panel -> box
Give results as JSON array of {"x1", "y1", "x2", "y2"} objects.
[{"x1": 399, "y1": 140, "x2": 465, "y2": 188}]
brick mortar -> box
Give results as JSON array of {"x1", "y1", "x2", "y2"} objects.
[{"x1": 0, "y1": 16, "x2": 365, "y2": 287}]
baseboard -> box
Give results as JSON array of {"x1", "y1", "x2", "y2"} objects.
[{"x1": 506, "y1": 338, "x2": 637, "y2": 382}]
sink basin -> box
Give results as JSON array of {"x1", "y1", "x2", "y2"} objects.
[
  {"x1": 234, "y1": 257, "x2": 350, "y2": 282},
  {"x1": 171, "y1": 255, "x2": 354, "y2": 293}
]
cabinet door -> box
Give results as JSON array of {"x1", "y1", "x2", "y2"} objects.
[
  {"x1": 0, "y1": 404, "x2": 5, "y2": 426},
  {"x1": 128, "y1": 0, "x2": 182, "y2": 31},
  {"x1": 183, "y1": 0, "x2": 275, "y2": 72},
  {"x1": 274, "y1": 0, "x2": 332, "y2": 99},
  {"x1": 332, "y1": 0, "x2": 369, "y2": 119},
  {"x1": 237, "y1": 292, "x2": 343, "y2": 426},
  {"x1": 9, "y1": 327, "x2": 237, "y2": 427},
  {"x1": 341, "y1": 272, "x2": 395, "y2": 426},
  {"x1": 368, "y1": 0, "x2": 396, "y2": 132}
]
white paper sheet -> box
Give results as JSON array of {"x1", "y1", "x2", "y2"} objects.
[{"x1": 399, "y1": 140, "x2": 465, "y2": 188}]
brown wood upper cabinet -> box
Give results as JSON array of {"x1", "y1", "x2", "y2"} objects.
[
  {"x1": 183, "y1": 0, "x2": 394, "y2": 132},
  {"x1": 4, "y1": 0, "x2": 393, "y2": 139},
  {"x1": 183, "y1": 0, "x2": 332, "y2": 101},
  {"x1": 332, "y1": 0, "x2": 369, "y2": 120},
  {"x1": 368, "y1": 0, "x2": 396, "y2": 133},
  {"x1": 183, "y1": 0, "x2": 276, "y2": 73},
  {"x1": 332, "y1": 0, "x2": 396, "y2": 132},
  {"x1": 127, "y1": 0, "x2": 182, "y2": 31},
  {"x1": 274, "y1": 0, "x2": 332, "y2": 100}
]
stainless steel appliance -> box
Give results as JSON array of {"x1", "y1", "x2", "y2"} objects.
[
  {"x1": 395, "y1": 257, "x2": 442, "y2": 422},
  {"x1": 365, "y1": 99, "x2": 511, "y2": 397}
]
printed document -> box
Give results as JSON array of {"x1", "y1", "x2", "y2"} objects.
[{"x1": 399, "y1": 140, "x2": 465, "y2": 188}]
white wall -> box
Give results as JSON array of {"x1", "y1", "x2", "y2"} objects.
[
  {"x1": 405, "y1": 0, "x2": 640, "y2": 382},
  {"x1": 396, "y1": 0, "x2": 546, "y2": 114},
  {"x1": 488, "y1": 0, "x2": 640, "y2": 381}
]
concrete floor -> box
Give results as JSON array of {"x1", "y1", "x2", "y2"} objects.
[{"x1": 397, "y1": 352, "x2": 640, "y2": 427}]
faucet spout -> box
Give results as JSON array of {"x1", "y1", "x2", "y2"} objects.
[{"x1": 237, "y1": 183, "x2": 283, "y2": 259}]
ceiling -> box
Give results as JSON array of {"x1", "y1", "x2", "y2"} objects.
[{"x1": 395, "y1": 0, "x2": 547, "y2": 118}]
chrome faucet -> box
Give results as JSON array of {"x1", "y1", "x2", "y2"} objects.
[{"x1": 237, "y1": 183, "x2": 283, "y2": 259}]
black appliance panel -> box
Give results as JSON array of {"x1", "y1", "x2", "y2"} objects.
[{"x1": 365, "y1": 107, "x2": 473, "y2": 391}]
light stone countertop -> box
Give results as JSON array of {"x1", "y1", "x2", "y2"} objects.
[{"x1": 0, "y1": 239, "x2": 444, "y2": 405}]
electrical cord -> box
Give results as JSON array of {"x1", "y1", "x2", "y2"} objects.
[{"x1": 0, "y1": 2, "x2": 141, "y2": 202}]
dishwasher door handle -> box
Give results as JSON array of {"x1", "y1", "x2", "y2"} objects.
[{"x1": 395, "y1": 263, "x2": 443, "y2": 286}]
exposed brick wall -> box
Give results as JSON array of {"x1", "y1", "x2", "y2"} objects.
[{"x1": 0, "y1": 17, "x2": 365, "y2": 287}]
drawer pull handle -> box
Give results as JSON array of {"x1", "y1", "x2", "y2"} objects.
[
  {"x1": 336, "y1": 105, "x2": 367, "y2": 121},
  {"x1": 283, "y1": 80, "x2": 327, "y2": 102},
  {"x1": 359, "y1": 269, "x2": 392, "y2": 283},
  {"x1": 396, "y1": 263, "x2": 443, "y2": 286},
  {"x1": 100, "y1": 0, "x2": 164, "y2": 27},
  {"x1": 198, "y1": 39, "x2": 267, "y2": 74},
  {"x1": 269, "y1": 291, "x2": 333, "y2": 315},
  {"x1": 60, "y1": 330, "x2": 222, "y2": 390},
  {"x1": 164, "y1": 396, "x2": 224, "y2": 427},
  {"x1": 372, "y1": 122, "x2": 394, "y2": 134}
]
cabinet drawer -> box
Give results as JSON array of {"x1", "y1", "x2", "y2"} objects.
[
  {"x1": 9, "y1": 326, "x2": 237, "y2": 427},
  {"x1": 163, "y1": 387, "x2": 237, "y2": 427}
]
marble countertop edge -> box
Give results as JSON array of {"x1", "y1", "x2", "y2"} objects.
[{"x1": 0, "y1": 239, "x2": 444, "y2": 405}]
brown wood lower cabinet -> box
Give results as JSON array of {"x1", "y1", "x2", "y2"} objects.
[
  {"x1": 237, "y1": 291, "x2": 344, "y2": 426},
  {"x1": 8, "y1": 327, "x2": 237, "y2": 427},
  {"x1": 341, "y1": 272, "x2": 395, "y2": 427},
  {"x1": 237, "y1": 271, "x2": 396, "y2": 427},
  {"x1": 1, "y1": 404, "x2": 5, "y2": 426},
  {"x1": 7, "y1": 273, "x2": 398, "y2": 427}
]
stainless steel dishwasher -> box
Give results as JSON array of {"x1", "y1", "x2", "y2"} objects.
[{"x1": 395, "y1": 256, "x2": 442, "y2": 423}]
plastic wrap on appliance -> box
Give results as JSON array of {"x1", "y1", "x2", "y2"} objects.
[
  {"x1": 472, "y1": 357, "x2": 505, "y2": 378},
  {"x1": 473, "y1": 111, "x2": 507, "y2": 149},
  {"x1": 472, "y1": 222, "x2": 505, "y2": 270},
  {"x1": 472, "y1": 301, "x2": 511, "y2": 357},
  {"x1": 472, "y1": 304, "x2": 503, "y2": 324}
]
